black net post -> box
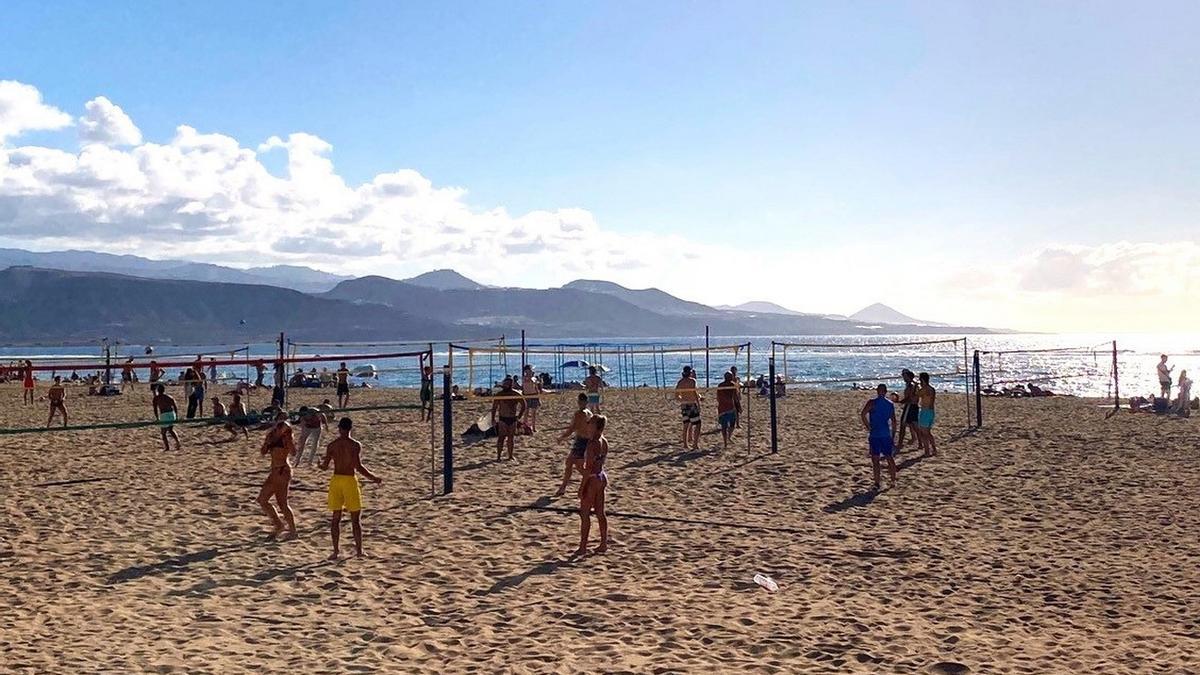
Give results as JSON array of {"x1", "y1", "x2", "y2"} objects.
[
  {"x1": 973, "y1": 350, "x2": 983, "y2": 428},
  {"x1": 768, "y1": 356, "x2": 778, "y2": 454},
  {"x1": 442, "y1": 364, "x2": 454, "y2": 494}
]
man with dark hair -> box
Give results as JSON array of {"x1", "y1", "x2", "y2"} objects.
[
  {"x1": 895, "y1": 369, "x2": 922, "y2": 453},
  {"x1": 152, "y1": 383, "x2": 181, "y2": 451},
  {"x1": 491, "y1": 376, "x2": 527, "y2": 461},
  {"x1": 336, "y1": 361, "x2": 351, "y2": 408},
  {"x1": 716, "y1": 371, "x2": 742, "y2": 449},
  {"x1": 861, "y1": 384, "x2": 898, "y2": 490},
  {"x1": 1158, "y1": 354, "x2": 1174, "y2": 399},
  {"x1": 555, "y1": 392, "x2": 593, "y2": 496},
  {"x1": 320, "y1": 417, "x2": 383, "y2": 559},
  {"x1": 583, "y1": 366, "x2": 605, "y2": 412},
  {"x1": 675, "y1": 366, "x2": 702, "y2": 449},
  {"x1": 46, "y1": 376, "x2": 67, "y2": 428}
]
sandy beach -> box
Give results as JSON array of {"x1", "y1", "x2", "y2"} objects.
[{"x1": 1, "y1": 382, "x2": 1198, "y2": 673}]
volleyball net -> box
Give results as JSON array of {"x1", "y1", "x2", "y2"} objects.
[{"x1": 973, "y1": 340, "x2": 1120, "y2": 425}]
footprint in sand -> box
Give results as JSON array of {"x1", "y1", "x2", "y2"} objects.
[{"x1": 927, "y1": 662, "x2": 970, "y2": 675}]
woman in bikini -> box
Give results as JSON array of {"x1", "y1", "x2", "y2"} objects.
[
  {"x1": 258, "y1": 411, "x2": 298, "y2": 540},
  {"x1": 575, "y1": 414, "x2": 609, "y2": 557}
]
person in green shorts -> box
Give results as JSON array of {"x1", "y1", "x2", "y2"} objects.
[
  {"x1": 916, "y1": 372, "x2": 937, "y2": 457},
  {"x1": 152, "y1": 383, "x2": 181, "y2": 452}
]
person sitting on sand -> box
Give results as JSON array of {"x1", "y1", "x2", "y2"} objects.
[
  {"x1": 716, "y1": 371, "x2": 742, "y2": 450},
  {"x1": 583, "y1": 366, "x2": 605, "y2": 412},
  {"x1": 555, "y1": 393, "x2": 593, "y2": 496},
  {"x1": 22, "y1": 360, "x2": 35, "y2": 405},
  {"x1": 860, "y1": 384, "x2": 898, "y2": 490},
  {"x1": 226, "y1": 392, "x2": 250, "y2": 438},
  {"x1": 46, "y1": 375, "x2": 68, "y2": 428},
  {"x1": 258, "y1": 412, "x2": 298, "y2": 540},
  {"x1": 916, "y1": 372, "x2": 937, "y2": 457},
  {"x1": 521, "y1": 364, "x2": 542, "y2": 431},
  {"x1": 676, "y1": 366, "x2": 702, "y2": 449},
  {"x1": 212, "y1": 395, "x2": 227, "y2": 420},
  {"x1": 491, "y1": 376, "x2": 527, "y2": 461},
  {"x1": 152, "y1": 383, "x2": 181, "y2": 451},
  {"x1": 1176, "y1": 370, "x2": 1193, "y2": 416},
  {"x1": 320, "y1": 416, "x2": 383, "y2": 560},
  {"x1": 574, "y1": 414, "x2": 610, "y2": 557},
  {"x1": 295, "y1": 406, "x2": 328, "y2": 466}
]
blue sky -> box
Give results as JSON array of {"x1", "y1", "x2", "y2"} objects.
[{"x1": 1, "y1": 1, "x2": 1197, "y2": 330}]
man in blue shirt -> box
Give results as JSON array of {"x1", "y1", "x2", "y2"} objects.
[{"x1": 860, "y1": 384, "x2": 898, "y2": 490}]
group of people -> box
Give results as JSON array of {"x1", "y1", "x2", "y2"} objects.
[
  {"x1": 859, "y1": 369, "x2": 938, "y2": 490},
  {"x1": 1155, "y1": 355, "x2": 1195, "y2": 416}
]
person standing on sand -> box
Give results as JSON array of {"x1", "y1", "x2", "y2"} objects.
[
  {"x1": 916, "y1": 372, "x2": 937, "y2": 457},
  {"x1": 258, "y1": 412, "x2": 298, "y2": 540},
  {"x1": 336, "y1": 362, "x2": 351, "y2": 408},
  {"x1": 22, "y1": 360, "x2": 35, "y2": 405},
  {"x1": 1158, "y1": 355, "x2": 1174, "y2": 399},
  {"x1": 895, "y1": 369, "x2": 922, "y2": 453},
  {"x1": 675, "y1": 366, "x2": 702, "y2": 449},
  {"x1": 152, "y1": 383, "x2": 181, "y2": 451},
  {"x1": 255, "y1": 360, "x2": 266, "y2": 388},
  {"x1": 861, "y1": 384, "x2": 898, "y2": 490},
  {"x1": 583, "y1": 366, "x2": 605, "y2": 412},
  {"x1": 295, "y1": 406, "x2": 328, "y2": 466},
  {"x1": 716, "y1": 371, "x2": 742, "y2": 450},
  {"x1": 148, "y1": 360, "x2": 162, "y2": 391},
  {"x1": 420, "y1": 365, "x2": 435, "y2": 422},
  {"x1": 121, "y1": 359, "x2": 134, "y2": 391},
  {"x1": 555, "y1": 393, "x2": 593, "y2": 496},
  {"x1": 46, "y1": 375, "x2": 67, "y2": 428},
  {"x1": 491, "y1": 376, "x2": 526, "y2": 461},
  {"x1": 1176, "y1": 370, "x2": 1193, "y2": 416},
  {"x1": 320, "y1": 417, "x2": 383, "y2": 560},
  {"x1": 521, "y1": 364, "x2": 542, "y2": 431},
  {"x1": 574, "y1": 414, "x2": 610, "y2": 557}
]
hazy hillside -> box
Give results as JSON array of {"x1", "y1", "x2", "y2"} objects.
[
  {"x1": 849, "y1": 303, "x2": 945, "y2": 326},
  {"x1": 562, "y1": 280, "x2": 714, "y2": 316},
  {"x1": 403, "y1": 269, "x2": 485, "y2": 291},
  {"x1": 0, "y1": 268, "x2": 464, "y2": 344}
]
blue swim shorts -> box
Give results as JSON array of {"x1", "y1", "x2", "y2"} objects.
[{"x1": 869, "y1": 436, "x2": 895, "y2": 457}]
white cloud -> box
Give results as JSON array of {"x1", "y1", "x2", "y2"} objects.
[
  {"x1": 78, "y1": 96, "x2": 142, "y2": 146},
  {"x1": 0, "y1": 80, "x2": 73, "y2": 141},
  {"x1": 1017, "y1": 242, "x2": 1200, "y2": 296}
]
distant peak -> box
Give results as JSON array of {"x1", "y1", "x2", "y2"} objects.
[{"x1": 402, "y1": 269, "x2": 484, "y2": 290}]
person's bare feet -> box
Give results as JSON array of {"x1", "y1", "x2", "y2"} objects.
[
  {"x1": 595, "y1": 543, "x2": 607, "y2": 554},
  {"x1": 267, "y1": 525, "x2": 284, "y2": 541},
  {"x1": 570, "y1": 547, "x2": 587, "y2": 558},
  {"x1": 328, "y1": 551, "x2": 339, "y2": 561},
  {"x1": 553, "y1": 487, "x2": 566, "y2": 497},
  {"x1": 281, "y1": 529, "x2": 298, "y2": 541}
]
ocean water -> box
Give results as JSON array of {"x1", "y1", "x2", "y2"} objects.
[{"x1": 2, "y1": 334, "x2": 1194, "y2": 399}]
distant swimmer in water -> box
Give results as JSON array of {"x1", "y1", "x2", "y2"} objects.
[
  {"x1": 861, "y1": 384, "x2": 898, "y2": 490},
  {"x1": 491, "y1": 376, "x2": 526, "y2": 461},
  {"x1": 574, "y1": 414, "x2": 610, "y2": 557},
  {"x1": 320, "y1": 416, "x2": 382, "y2": 560},
  {"x1": 675, "y1": 366, "x2": 702, "y2": 450},
  {"x1": 152, "y1": 383, "x2": 181, "y2": 451},
  {"x1": 46, "y1": 375, "x2": 67, "y2": 428},
  {"x1": 555, "y1": 393, "x2": 593, "y2": 496},
  {"x1": 916, "y1": 372, "x2": 937, "y2": 457},
  {"x1": 583, "y1": 366, "x2": 605, "y2": 413},
  {"x1": 258, "y1": 412, "x2": 298, "y2": 540}
]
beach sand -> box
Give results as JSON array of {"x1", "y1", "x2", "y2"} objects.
[{"x1": 1, "y1": 382, "x2": 1198, "y2": 673}]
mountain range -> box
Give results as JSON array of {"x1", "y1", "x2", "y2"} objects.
[{"x1": 0, "y1": 248, "x2": 990, "y2": 343}]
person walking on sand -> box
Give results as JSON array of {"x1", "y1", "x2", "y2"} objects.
[
  {"x1": 46, "y1": 375, "x2": 67, "y2": 428},
  {"x1": 574, "y1": 414, "x2": 610, "y2": 557},
  {"x1": 716, "y1": 370, "x2": 742, "y2": 450},
  {"x1": 675, "y1": 366, "x2": 702, "y2": 449},
  {"x1": 861, "y1": 384, "x2": 898, "y2": 490},
  {"x1": 22, "y1": 360, "x2": 34, "y2": 405},
  {"x1": 121, "y1": 359, "x2": 135, "y2": 391},
  {"x1": 258, "y1": 412, "x2": 298, "y2": 540},
  {"x1": 895, "y1": 369, "x2": 923, "y2": 453},
  {"x1": 336, "y1": 362, "x2": 351, "y2": 408},
  {"x1": 916, "y1": 372, "x2": 937, "y2": 457},
  {"x1": 320, "y1": 416, "x2": 383, "y2": 560},
  {"x1": 152, "y1": 383, "x2": 181, "y2": 451},
  {"x1": 555, "y1": 393, "x2": 593, "y2": 496},
  {"x1": 583, "y1": 366, "x2": 605, "y2": 412},
  {"x1": 491, "y1": 376, "x2": 526, "y2": 461},
  {"x1": 295, "y1": 406, "x2": 328, "y2": 466},
  {"x1": 521, "y1": 364, "x2": 542, "y2": 431},
  {"x1": 1158, "y1": 355, "x2": 1174, "y2": 399}
]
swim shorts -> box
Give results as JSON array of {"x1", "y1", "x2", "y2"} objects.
[
  {"x1": 499, "y1": 415, "x2": 519, "y2": 427},
  {"x1": 328, "y1": 474, "x2": 363, "y2": 512},
  {"x1": 587, "y1": 392, "x2": 601, "y2": 406},
  {"x1": 571, "y1": 436, "x2": 588, "y2": 458},
  {"x1": 337, "y1": 382, "x2": 350, "y2": 396},
  {"x1": 527, "y1": 396, "x2": 541, "y2": 409},
  {"x1": 159, "y1": 411, "x2": 177, "y2": 427},
  {"x1": 903, "y1": 404, "x2": 918, "y2": 424},
  {"x1": 718, "y1": 411, "x2": 737, "y2": 430},
  {"x1": 680, "y1": 403, "x2": 701, "y2": 425},
  {"x1": 420, "y1": 383, "x2": 433, "y2": 404},
  {"x1": 918, "y1": 408, "x2": 935, "y2": 429},
  {"x1": 869, "y1": 436, "x2": 895, "y2": 457}
]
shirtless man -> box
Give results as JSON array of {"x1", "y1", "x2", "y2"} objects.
[
  {"x1": 46, "y1": 376, "x2": 67, "y2": 428},
  {"x1": 716, "y1": 370, "x2": 742, "y2": 449},
  {"x1": 152, "y1": 383, "x2": 181, "y2": 451},
  {"x1": 555, "y1": 393, "x2": 593, "y2": 496},
  {"x1": 121, "y1": 359, "x2": 135, "y2": 391},
  {"x1": 22, "y1": 360, "x2": 34, "y2": 405},
  {"x1": 861, "y1": 384, "x2": 898, "y2": 490},
  {"x1": 420, "y1": 365, "x2": 435, "y2": 422},
  {"x1": 675, "y1": 366, "x2": 702, "y2": 449},
  {"x1": 320, "y1": 417, "x2": 383, "y2": 560},
  {"x1": 491, "y1": 376, "x2": 527, "y2": 461},
  {"x1": 148, "y1": 360, "x2": 163, "y2": 392},
  {"x1": 916, "y1": 372, "x2": 938, "y2": 457},
  {"x1": 1158, "y1": 355, "x2": 1174, "y2": 399},
  {"x1": 258, "y1": 412, "x2": 298, "y2": 540},
  {"x1": 521, "y1": 364, "x2": 542, "y2": 431},
  {"x1": 583, "y1": 366, "x2": 605, "y2": 412},
  {"x1": 336, "y1": 362, "x2": 351, "y2": 408},
  {"x1": 226, "y1": 391, "x2": 250, "y2": 438},
  {"x1": 895, "y1": 369, "x2": 923, "y2": 453},
  {"x1": 254, "y1": 360, "x2": 266, "y2": 388}
]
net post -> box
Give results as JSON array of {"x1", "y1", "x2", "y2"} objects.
[
  {"x1": 973, "y1": 350, "x2": 983, "y2": 428},
  {"x1": 962, "y1": 338, "x2": 970, "y2": 430},
  {"x1": 1111, "y1": 340, "x2": 1119, "y2": 412},
  {"x1": 442, "y1": 364, "x2": 454, "y2": 494},
  {"x1": 277, "y1": 331, "x2": 286, "y2": 407},
  {"x1": 705, "y1": 325, "x2": 710, "y2": 389},
  {"x1": 745, "y1": 342, "x2": 752, "y2": 454},
  {"x1": 521, "y1": 330, "x2": 526, "y2": 374},
  {"x1": 768, "y1": 356, "x2": 778, "y2": 454}
]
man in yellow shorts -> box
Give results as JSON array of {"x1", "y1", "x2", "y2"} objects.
[{"x1": 319, "y1": 416, "x2": 383, "y2": 560}]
